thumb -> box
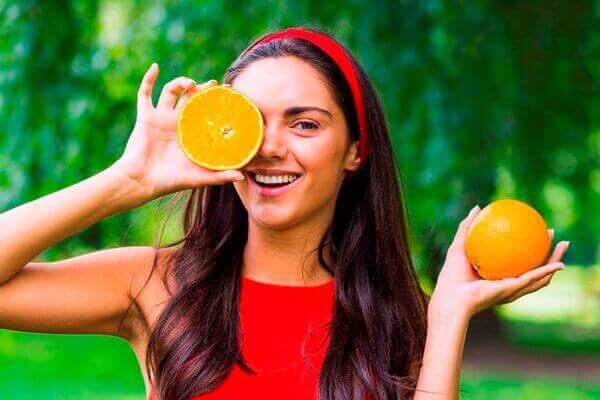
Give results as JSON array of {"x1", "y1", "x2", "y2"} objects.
[{"x1": 450, "y1": 204, "x2": 481, "y2": 252}]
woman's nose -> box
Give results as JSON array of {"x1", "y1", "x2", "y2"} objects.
[{"x1": 257, "y1": 122, "x2": 288, "y2": 160}]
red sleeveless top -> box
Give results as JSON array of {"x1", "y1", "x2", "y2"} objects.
[{"x1": 148, "y1": 274, "x2": 335, "y2": 399}]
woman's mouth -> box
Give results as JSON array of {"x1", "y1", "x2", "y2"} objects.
[{"x1": 247, "y1": 172, "x2": 303, "y2": 197}]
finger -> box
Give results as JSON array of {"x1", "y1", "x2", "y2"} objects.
[
  {"x1": 499, "y1": 261, "x2": 565, "y2": 296},
  {"x1": 223, "y1": 83, "x2": 231, "y2": 88},
  {"x1": 157, "y1": 76, "x2": 197, "y2": 110},
  {"x1": 215, "y1": 169, "x2": 246, "y2": 184},
  {"x1": 175, "y1": 79, "x2": 218, "y2": 113},
  {"x1": 548, "y1": 228, "x2": 554, "y2": 242},
  {"x1": 546, "y1": 240, "x2": 570, "y2": 264},
  {"x1": 486, "y1": 262, "x2": 563, "y2": 304},
  {"x1": 193, "y1": 169, "x2": 245, "y2": 186},
  {"x1": 137, "y1": 63, "x2": 159, "y2": 113},
  {"x1": 507, "y1": 270, "x2": 557, "y2": 302},
  {"x1": 449, "y1": 205, "x2": 481, "y2": 253}
]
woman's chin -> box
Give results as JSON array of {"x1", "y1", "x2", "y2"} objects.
[{"x1": 250, "y1": 208, "x2": 299, "y2": 230}]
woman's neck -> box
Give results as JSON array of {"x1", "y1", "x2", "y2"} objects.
[{"x1": 242, "y1": 218, "x2": 335, "y2": 286}]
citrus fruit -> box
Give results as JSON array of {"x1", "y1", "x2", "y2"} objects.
[
  {"x1": 177, "y1": 85, "x2": 264, "y2": 170},
  {"x1": 465, "y1": 198, "x2": 551, "y2": 280}
]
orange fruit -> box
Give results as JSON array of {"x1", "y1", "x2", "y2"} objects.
[
  {"x1": 177, "y1": 85, "x2": 263, "y2": 170},
  {"x1": 465, "y1": 199, "x2": 551, "y2": 280}
]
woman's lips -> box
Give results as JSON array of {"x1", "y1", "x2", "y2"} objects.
[{"x1": 247, "y1": 173, "x2": 303, "y2": 197}]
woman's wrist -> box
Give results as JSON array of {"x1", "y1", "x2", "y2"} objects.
[
  {"x1": 415, "y1": 298, "x2": 470, "y2": 399},
  {"x1": 427, "y1": 296, "x2": 473, "y2": 327},
  {"x1": 102, "y1": 162, "x2": 155, "y2": 213}
]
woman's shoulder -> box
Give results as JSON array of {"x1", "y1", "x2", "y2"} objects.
[
  {"x1": 121, "y1": 244, "x2": 180, "y2": 343},
  {"x1": 110, "y1": 245, "x2": 181, "y2": 394},
  {"x1": 126, "y1": 245, "x2": 179, "y2": 297}
]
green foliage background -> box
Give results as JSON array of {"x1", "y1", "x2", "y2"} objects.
[
  {"x1": 0, "y1": 0, "x2": 598, "y2": 399},
  {"x1": 1, "y1": 0, "x2": 597, "y2": 266}
]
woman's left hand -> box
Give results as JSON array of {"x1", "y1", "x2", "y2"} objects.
[{"x1": 428, "y1": 205, "x2": 570, "y2": 322}]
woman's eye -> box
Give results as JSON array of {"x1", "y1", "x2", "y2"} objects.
[{"x1": 292, "y1": 121, "x2": 319, "y2": 131}]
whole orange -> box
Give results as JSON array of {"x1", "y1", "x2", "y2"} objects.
[{"x1": 465, "y1": 199, "x2": 551, "y2": 280}]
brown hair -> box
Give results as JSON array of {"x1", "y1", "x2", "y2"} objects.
[{"x1": 123, "y1": 26, "x2": 429, "y2": 400}]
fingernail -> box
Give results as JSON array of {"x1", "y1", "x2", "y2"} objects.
[
  {"x1": 210, "y1": 79, "x2": 218, "y2": 84},
  {"x1": 557, "y1": 262, "x2": 565, "y2": 270},
  {"x1": 234, "y1": 175, "x2": 245, "y2": 181},
  {"x1": 549, "y1": 228, "x2": 554, "y2": 236},
  {"x1": 564, "y1": 240, "x2": 570, "y2": 251},
  {"x1": 470, "y1": 205, "x2": 480, "y2": 214}
]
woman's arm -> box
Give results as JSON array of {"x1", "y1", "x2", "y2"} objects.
[
  {"x1": 0, "y1": 63, "x2": 244, "y2": 340},
  {"x1": 0, "y1": 166, "x2": 147, "y2": 284},
  {"x1": 412, "y1": 205, "x2": 569, "y2": 399},
  {"x1": 0, "y1": 165, "x2": 156, "y2": 340},
  {"x1": 413, "y1": 305, "x2": 469, "y2": 399}
]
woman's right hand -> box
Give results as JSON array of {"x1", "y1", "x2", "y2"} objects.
[{"x1": 112, "y1": 63, "x2": 245, "y2": 202}]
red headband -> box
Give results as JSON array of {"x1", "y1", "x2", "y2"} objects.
[{"x1": 241, "y1": 27, "x2": 369, "y2": 169}]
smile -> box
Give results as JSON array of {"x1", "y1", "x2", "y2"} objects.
[{"x1": 247, "y1": 172, "x2": 303, "y2": 197}]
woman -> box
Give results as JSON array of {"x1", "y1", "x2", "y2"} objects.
[{"x1": 0, "y1": 26, "x2": 569, "y2": 400}]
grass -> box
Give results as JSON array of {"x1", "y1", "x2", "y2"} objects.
[
  {"x1": 0, "y1": 331, "x2": 144, "y2": 399},
  {"x1": 2, "y1": 329, "x2": 600, "y2": 399},
  {"x1": 460, "y1": 369, "x2": 600, "y2": 400},
  {"x1": 2, "y1": 265, "x2": 599, "y2": 399}
]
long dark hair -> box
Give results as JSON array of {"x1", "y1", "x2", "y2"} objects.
[{"x1": 125, "y1": 26, "x2": 429, "y2": 400}]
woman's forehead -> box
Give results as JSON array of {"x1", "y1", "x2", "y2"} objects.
[{"x1": 231, "y1": 56, "x2": 335, "y2": 115}]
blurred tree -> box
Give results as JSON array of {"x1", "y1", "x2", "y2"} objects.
[{"x1": 0, "y1": 0, "x2": 597, "y2": 340}]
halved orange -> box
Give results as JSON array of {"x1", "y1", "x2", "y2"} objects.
[
  {"x1": 465, "y1": 199, "x2": 551, "y2": 280},
  {"x1": 178, "y1": 85, "x2": 263, "y2": 170}
]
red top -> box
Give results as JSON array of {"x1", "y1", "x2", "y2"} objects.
[{"x1": 148, "y1": 274, "x2": 335, "y2": 399}]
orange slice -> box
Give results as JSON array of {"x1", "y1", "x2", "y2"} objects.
[{"x1": 178, "y1": 85, "x2": 264, "y2": 170}]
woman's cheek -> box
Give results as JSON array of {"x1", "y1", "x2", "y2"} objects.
[{"x1": 291, "y1": 132, "x2": 341, "y2": 171}]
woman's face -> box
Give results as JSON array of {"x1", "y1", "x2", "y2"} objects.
[{"x1": 231, "y1": 56, "x2": 360, "y2": 230}]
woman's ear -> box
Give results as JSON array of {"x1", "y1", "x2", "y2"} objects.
[{"x1": 343, "y1": 140, "x2": 361, "y2": 173}]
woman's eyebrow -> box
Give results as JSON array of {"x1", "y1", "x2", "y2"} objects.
[
  {"x1": 283, "y1": 106, "x2": 333, "y2": 118},
  {"x1": 258, "y1": 106, "x2": 333, "y2": 121}
]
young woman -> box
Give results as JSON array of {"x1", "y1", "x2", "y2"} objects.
[{"x1": 0, "y1": 27, "x2": 569, "y2": 400}]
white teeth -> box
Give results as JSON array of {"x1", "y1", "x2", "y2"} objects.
[{"x1": 255, "y1": 174, "x2": 299, "y2": 184}]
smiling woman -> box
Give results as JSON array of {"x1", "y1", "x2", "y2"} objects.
[
  {"x1": 142, "y1": 27, "x2": 430, "y2": 400},
  {"x1": 0, "y1": 23, "x2": 568, "y2": 400}
]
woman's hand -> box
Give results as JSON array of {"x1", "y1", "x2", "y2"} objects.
[
  {"x1": 112, "y1": 63, "x2": 245, "y2": 201},
  {"x1": 429, "y1": 205, "x2": 570, "y2": 322}
]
